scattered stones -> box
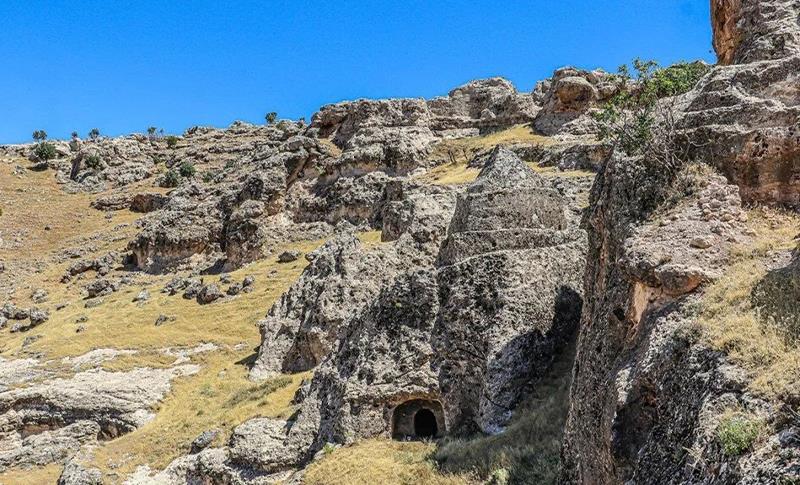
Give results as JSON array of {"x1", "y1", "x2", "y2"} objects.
[
  {"x1": 133, "y1": 289, "x2": 150, "y2": 303},
  {"x1": 84, "y1": 278, "x2": 117, "y2": 299},
  {"x1": 154, "y1": 314, "x2": 175, "y2": 326},
  {"x1": 277, "y1": 250, "x2": 300, "y2": 263},
  {"x1": 162, "y1": 276, "x2": 191, "y2": 296},
  {"x1": 29, "y1": 308, "x2": 49, "y2": 327},
  {"x1": 690, "y1": 236, "x2": 715, "y2": 249},
  {"x1": 31, "y1": 289, "x2": 48, "y2": 303},
  {"x1": 2, "y1": 303, "x2": 30, "y2": 320},
  {"x1": 196, "y1": 284, "x2": 224, "y2": 305},
  {"x1": 181, "y1": 279, "x2": 204, "y2": 300},
  {"x1": 190, "y1": 429, "x2": 220, "y2": 454},
  {"x1": 84, "y1": 298, "x2": 105, "y2": 309},
  {"x1": 226, "y1": 283, "x2": 242, "y2": 296}
]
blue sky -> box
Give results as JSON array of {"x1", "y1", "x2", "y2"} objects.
[{"x1": 0, "y1": 0, "x2": 714, "y2": 143}]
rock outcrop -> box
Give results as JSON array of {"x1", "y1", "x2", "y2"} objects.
[
  {"x1": 711, "y1": 0, "x2": 800, "y2": 65},
  {"x1": 235, "y1": 148, "x2": 587, "y2": 476},
  {"x1": 0, "y1": 365, "x2": 198, "y2": 471},
  {"x1": 434, "y1": 147, "x2": 585, "y2": 434},
  {"x1": 685, "y1": 0, "x2": 800, "y2": 207},
  {"x1": 533, "y1": 67, "x2": 620, "y2": 135}
]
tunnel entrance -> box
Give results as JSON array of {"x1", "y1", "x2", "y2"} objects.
[
  {"x1": 391, "y1": 399, "x2": 445, "y2": 440},
  {"x1": 413, "y1": 408, "x2": 438, "y2": 438}
]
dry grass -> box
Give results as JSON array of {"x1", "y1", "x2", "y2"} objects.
[
  {"x1": 697, "y1": 207, "x2": 800, "y2": 400},
  {"x1": 418, "y1": 125, "x2": 592, "y2": 186},
  {"x1": 0, "y1": 239, "x2": 323, "y2": 362},
  {"x1": 429, "y1": 124, "x2": 556, "y2": 165},
  {"x1": 304, "y1": 439, "x2": 474, "y2": 485},
  {"x1": 0, "y1": 238, "x2": 324, "y2": 480},
  {"x1": 89, "y1": 359, "x2": 310, "y2": 481},
  {"x1": 0, "y1": 159, "x2": 140, "y2": 260},
  {"x1": 0, "y1": 463, "x2": 63, "y2": 485}
]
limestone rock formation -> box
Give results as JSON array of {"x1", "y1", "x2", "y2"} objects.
[
  {"x1": 250, "y1": 183, "x2": 457, "y2": 380},
  {"x1": 232, "y1": 148, "x2": 587, "y2": 478},
  {"x1": 0, "y1": 365, "x2": 198, "y2": 471},
  {"x1": 434, "y1": 147, "x2": 585, "y2": 434},
  {"x1": 712, "y1": 0, "x2": 800, "y2": 65},
  {"x1": 533, "y1": 67, "x2": 620, "y2": 135},
  {"x1": 684, "y1": 0, "x2": 800, "y2": 207}
]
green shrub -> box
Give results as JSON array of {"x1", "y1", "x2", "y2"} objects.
[
  {"x1": 651, "y1": 61, "x2": 710, "y2": 98},
  {"x1": 33, "y1": 142, "x2": 57, "y2": 161},
  {"x1": 265, "y1": 112, "x2": 278, "y2": 125},
  {"x1": 178, "y1": 161, "x2": 196, "y2": 178},
  {"x1": 84, "y1": 154, "x2": 104, "y2": 170},
  {"x1": 717, "y1": 412, "x2": 763, "y2": 456},
  {"x1": 88, "y1": 128, "x2": 100, "y2": 140},
  {"x1": 161, "y1": 169, "x2": 181, "y2": 188},
  {"x1": 593, "y1": 59, "x2": 708, "y2": 165},
  {"x1": 32, "y1": 130, "x2": 47, "y2": 142},
  {"x1": 202, "y1": 170, "x2": 217, "y2": 183},
  {"x1": 165, "y1": 136, "x2": 179, "y2": 149}
]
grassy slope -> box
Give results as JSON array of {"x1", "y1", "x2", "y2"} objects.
[
  {"x1": 697, "y1": 207, "x2": 800, "y2": 401},
  {"x1": 304, "y1": 440, "x2": 474, "y2": 485}
]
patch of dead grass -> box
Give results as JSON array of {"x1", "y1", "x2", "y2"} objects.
[
  {"x1": 418, "y1": 125, "x2": 593, "y2": 186},
  {"x1": 0, "y1": 463, "x2": 63, "y2": 485},
  {"x1": 698, "y1": 207, "x2": 800, "y2": 400},
  {"x1": 304, "y1": 439, "x2": 475, "y2": 485}
]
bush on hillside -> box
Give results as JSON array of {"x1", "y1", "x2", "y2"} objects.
[
  {"x1": 85, "y1": 154, "x2": 104, "y2": 170},
  {"x1": 165, "y1": 135, "x2": 179, "y2": 149},
  {"x1": 33, "y1": 142, "x2": 57, "y2": 161},
  {"x1": 717, "y1": 412, "x2": 763, "y2": 456},
  {"x1": 593, "y1": 59, "x2": 708, "y2": 169},
  {"x1": 179, "y1": 161, "x2": 196, "y2": 178},
  {"x1": 161, "y1": 169, "x2": 181, "y2": 188}
]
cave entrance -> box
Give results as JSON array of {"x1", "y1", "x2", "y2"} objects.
[
  {"x1": 391, "y1": 399, "x2": 445, "y2": 440},
  {"x1": 414, "y1": 408, "x2": 438, "y2": 438}
]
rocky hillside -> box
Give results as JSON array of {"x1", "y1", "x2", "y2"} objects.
[{"x1": 1, "y1": 1, "x2": 798, "y2": 484}]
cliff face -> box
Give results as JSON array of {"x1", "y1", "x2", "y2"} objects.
[
  {"x1": 691, "y1": 0, "x2": 800, "y2": 207},
  {"x1": 711, "y1": 0, "x2": 800, "y2": 65},
  {"x1": 561, "y1": 1, "x2": 800, "y2": 482}
]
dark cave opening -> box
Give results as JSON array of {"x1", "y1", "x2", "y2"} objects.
[
  {"x1": 414, "y1": 408, "x2": 438, "y2": 438},
  {"x1": 392, "y1": 399, "x2": 446, "y2": 440}
]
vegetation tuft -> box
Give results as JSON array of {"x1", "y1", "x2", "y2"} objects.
[
  {"x1": 161, "y1": 169, "x2": 181, "y2": 187},
  {"x1": 717, "y1": 410, "x2": 763, "y2": 456},
  {"x1": 33, "y1": 142, "x2": 57, "y2": 161},
  {"x1": 593, "y1": 59, "x2": 709, "y2": 162},
  {"x1": 84, "y1": 154, "x2": 104, "y2": 170},
  {"x1": 178, "y1": 161, "x2": 196, "y2": 178}
]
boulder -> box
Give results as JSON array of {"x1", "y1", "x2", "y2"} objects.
[{"x1": 196, "y1": 284, "x2": 224, "y2": 305}]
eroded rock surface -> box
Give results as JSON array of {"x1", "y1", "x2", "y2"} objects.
[
  {"x1": 685, "y1": 0, "x2": 800, "y2": 207},
  {"x1": 0, "y1": 365, "x2": 198, "y2": 471}
]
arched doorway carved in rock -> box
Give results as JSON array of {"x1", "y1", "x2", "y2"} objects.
[{"x1": 391, "y1": 399, "x2": 446, "y2": 440}]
